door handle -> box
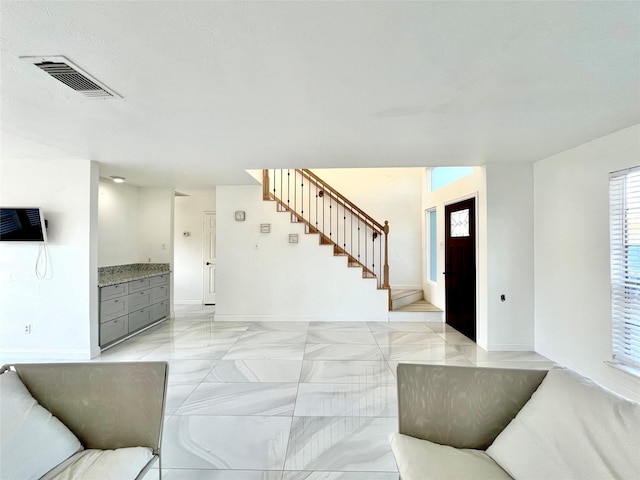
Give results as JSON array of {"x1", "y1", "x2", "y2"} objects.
[{"x1": 206, "y1": 262, "x2": 212, "y2": 266}]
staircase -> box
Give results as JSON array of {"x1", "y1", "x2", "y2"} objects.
[
  {"x1": 262, "y1": 169, "x2": 391, "y2": 309},
  {"x1": 389, "y1": 289, "x2": 444, "y2": 322},
  {"x1": 390, "y1": 289, "x2": 423, "y2": 310}
]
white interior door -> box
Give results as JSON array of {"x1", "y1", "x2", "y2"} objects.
[{"x1": 203, "y1": 212, "x2": 216, "y2": 305}]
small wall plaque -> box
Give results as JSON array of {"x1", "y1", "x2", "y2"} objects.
[
  {"x1": 235, "y1": 211, "x2": 246, "y2": 221},
  {"x1": 260, "y1": 223, "x2": 271, "y2": 233},
  {"x1": 289, "y1": 233, "x2": 298, "y2": 244}
]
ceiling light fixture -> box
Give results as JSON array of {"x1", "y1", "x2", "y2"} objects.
[{"x1": 110, "y1": 176, "x2": 125, "y2": 183}]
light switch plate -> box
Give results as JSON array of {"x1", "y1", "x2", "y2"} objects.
[
  {"x1": 260, "y1": 223, "x2": 270, "y2": 233},
  {"x1": 289, "y1": 233, "x2": 298, "y2": 244},
  {"x1": 235, "y1": 210, "x2": 245, "y2": 221}
]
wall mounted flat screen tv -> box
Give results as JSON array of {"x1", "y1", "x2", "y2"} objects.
[{"x1": 0, "y1": 208, "x2": 47, "y2": 242}]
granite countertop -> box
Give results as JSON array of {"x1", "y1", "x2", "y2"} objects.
[{"x1": 98, "y1": 263, "x2": 171, "y2": 287}]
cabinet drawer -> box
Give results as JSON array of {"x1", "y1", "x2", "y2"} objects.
[
  {"x1": 128, "y1": 290, "x2": 152, "y2": 311},
  {"x1": 151, "y1": 301, "x2": 169, "y2": 322},
  {"x1": 150, "y1": 274, "x2": 169, "y2": 286},
  {"x1": 100, "y1": 282, "x2": 128, "y2": 301},
  {"x1": 129, "y1": 307, "x2": 152, "y2": 332},
  {"x1": 128, "y1": 277, "x2": 152, "y2": 293},
  {"x1": 150, "y1": 284, "x2": 169, "y2": 303},
  {"x1": 100, "y1": 316, "x2": 128, "y2": 346},
  {"x1": 100, "y1": 297, "x2": 129, "y2": 324}
]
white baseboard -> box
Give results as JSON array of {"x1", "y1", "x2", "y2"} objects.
[
  {"x1": 485, "y1": 343, "x2": 535, "y2": 352},
  {"x1": 214, "y1": 314, "x2": 389, "y2": 322},
  {"x1": 174, "y1": 300, "x2": 204, "y2": 305},
  {"x1": 388, "y1": 311, "x2": 444, "y2": 323},
  {"x1": 0, "y1": 348, "x2": 92, "y2": 362}
]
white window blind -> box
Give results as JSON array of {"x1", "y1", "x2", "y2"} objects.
[{"x1": 610, "y1": 166, "x2": 640, "y2": 370}]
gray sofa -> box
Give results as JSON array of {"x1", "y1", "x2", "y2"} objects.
[
  {"x1": 0, "y1": 362, "x2": 168, "y2": 480},
  {"x1": 390, "y1": 364, "x2": 640, "y2": 480}
]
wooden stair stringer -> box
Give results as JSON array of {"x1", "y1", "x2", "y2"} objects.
[{"x1": 268, "y1": 193, "x2": 383, "y2": 288}]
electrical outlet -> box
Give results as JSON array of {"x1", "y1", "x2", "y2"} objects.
[
  {"x1": 160, "y1": 243, "x2": 166, "y2": 250},
  {"x1": 24, "y1": 324, "x2": 31, "y2": 334}
]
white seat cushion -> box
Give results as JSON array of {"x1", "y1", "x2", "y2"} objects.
[
  {"x1": 0, "y1": 370, "x2": 82, "y2": 480},
  {"x1": 41, "y1": 447, "x2": 154, "y2": 480},
  {"x1": 487, "y1": 367, "x2": 640, "y2": 480},
  {"x1": 389, "y1": 432, "x2": 512, "y2": 480}
]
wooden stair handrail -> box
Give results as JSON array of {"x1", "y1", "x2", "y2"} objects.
[
  {"x1": 297, "y1": 169, "x2": 386, "y2": 232},
  {"x1": 299, "y1": 169, "x2": 390, "y2": 290},
  {"x1": 274, "y1": 196, "x2": 378, "y2": 279}
]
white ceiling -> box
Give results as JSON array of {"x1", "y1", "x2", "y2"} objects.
[{"x1": 1, "y1": 1, "x2": 639, "y2": 190}]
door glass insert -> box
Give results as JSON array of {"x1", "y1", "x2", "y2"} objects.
[{"x1": 450, "y1": 209, "x2": 470, "y2": 237}]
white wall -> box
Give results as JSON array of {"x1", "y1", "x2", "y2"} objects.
[
  {"x1": 98, "y1": 181, "x2": 174, "y2": 265},
  {"x1": 485, "y1": 164, "x2": 534, "y2": 351},
  {"x1": 534, "y1": 124, "x2": 640, "y2": 401},
  {"x1": 98, "y1": 180, "x2": 139, "y2": 266},
  {"x1": 215, "y1": 185, "x2": 388, "y2": 321},
  {"x1": 174, "y1": 191, "x2": 216, "y2": 303},
  {"x1": 137, "y1": 188, "x2": 175, "y2": 264},
  {"x1": 0, "y1": 158, "x2": 100, "y2": 360},
  {"x1": 314, "y1": 168, "x2": 423, "y2": 289}
]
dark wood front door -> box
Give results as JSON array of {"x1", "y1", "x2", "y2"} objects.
[{"x1": 444, "y1": 198, "x2": 476, "y2": 341}]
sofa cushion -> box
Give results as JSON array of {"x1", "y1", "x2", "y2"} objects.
[
  {"x1": 0, "y1": 370, "x2": 83, "y2": 480},
  {"x1": 487, "y1": 367, "x2": 640, "y2": 480},
  {"x1": 389, "y1": 432, "x2": 512, "y2": 480},
  {"x1": 40, "y1": 447, "x2": 154, "y2": 480}
]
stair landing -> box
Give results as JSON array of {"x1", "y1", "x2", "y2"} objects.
[{"x1": 389, "y1": 289, "x2": 443, "y2": 322}]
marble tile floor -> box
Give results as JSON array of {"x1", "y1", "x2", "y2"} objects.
[{"x1": 6, "y1": 305, "x2": 556, "y2": 480}]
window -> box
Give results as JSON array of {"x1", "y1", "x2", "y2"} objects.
[
  {"x1": 610, "y1": 167, "x2": 640, "y2": 370},
  {"x1": 450, "y1": 208, "x2": 470, "y2": 237},
  {"x1": 427, "y1": 209, "x2": 437, "y2": 282},
  {"x1": 431, "y1": 167, "x2": 475, "y2": 192}
]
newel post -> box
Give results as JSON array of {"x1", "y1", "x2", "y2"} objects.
[
  {"x1": 262, "y1": 169, "x2": 270, "y2": 200},
  {"x1": 383, "y1": 220, "x2": 390, "y2": 290}
]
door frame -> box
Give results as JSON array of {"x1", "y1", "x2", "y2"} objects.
[{"x1": 443, "y1": 193, "x2": 479, "y2": 340}]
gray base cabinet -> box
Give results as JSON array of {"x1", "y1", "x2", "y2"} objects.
[{"x1": 99, "y1": 273, "x2": 170, "y2": 347}]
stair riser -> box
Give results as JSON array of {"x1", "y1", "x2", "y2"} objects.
[
  {"x1": 388, "y1": 311, "x2": 444, "y2": 322},
  {"x1": 391, "y1": 291, "x2": 423, "y2": 310}
]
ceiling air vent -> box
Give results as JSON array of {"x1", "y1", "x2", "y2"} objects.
[{"x1": 20, "y1": 55, "x2": 122, "y2": 99}]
